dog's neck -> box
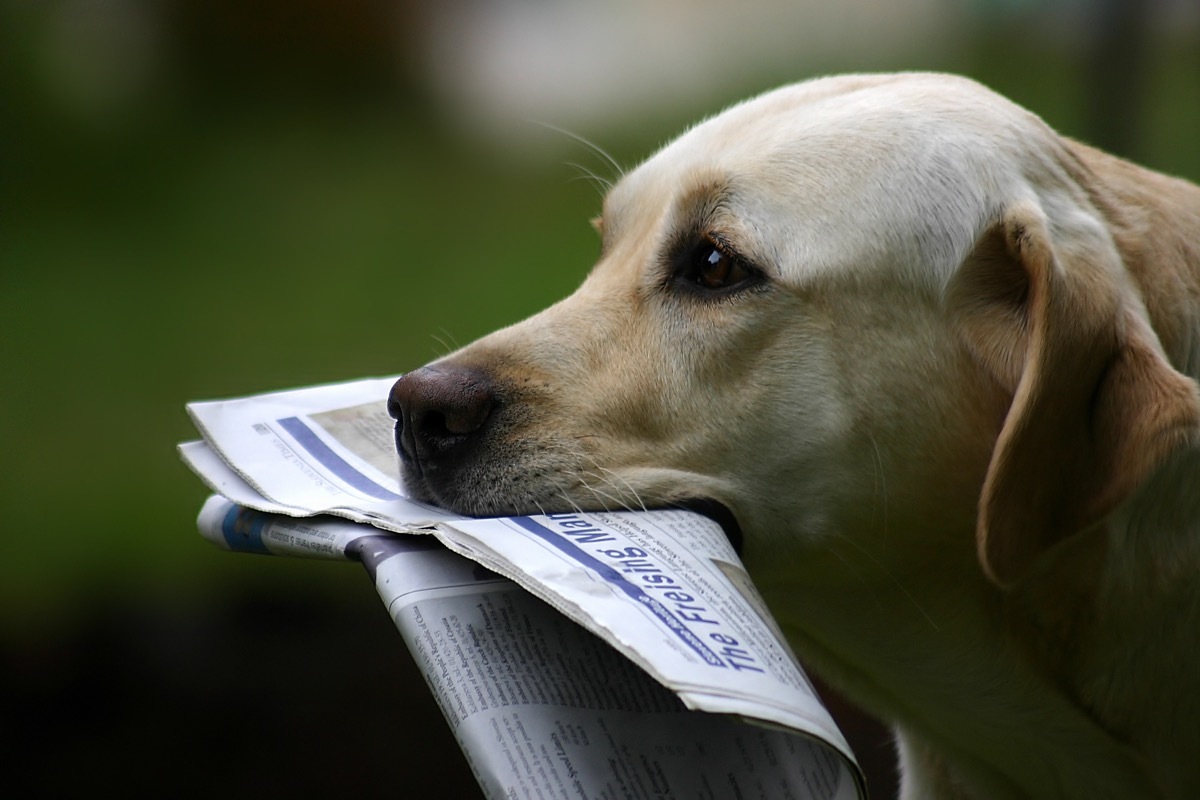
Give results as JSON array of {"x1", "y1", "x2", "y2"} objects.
[
  {"x1": 759, "y1": 532, "x2": 1159, "y2": 798},
  {"x1": 1023, "y1": 448, "x2": 1200, "y2": 798},
  {"x1": 760, "y1": 466, "x2": 1200, "y2": 799}
]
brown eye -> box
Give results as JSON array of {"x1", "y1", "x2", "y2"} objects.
[
  {"x1": 697, "y1": 243, "x2": 743, "y2": 289},
  {"x1": 674, "y1": 233, "x2": 761, "y2": 295}
]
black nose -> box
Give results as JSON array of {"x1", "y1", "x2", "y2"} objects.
[{"x1": 387, "y1": 366, "x2": 497, "y2": 475}]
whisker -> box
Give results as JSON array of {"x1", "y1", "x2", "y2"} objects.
[
  {"x1": 594, "y1": 465, "x2": 648, "y2": 513},
  {"x1": 531, "y1": 120, "x2": 625, "y2": 180},
  {"x1": 429, "y1": 328, "x2": 461, "y2": 359},
  {"x1": 831, "y1": 532, "x2": 940, "y2": 631},
  {"x1": 575, "y1": 474, "x2": 618, "y2": 512},
  {"x1": 559, "y1": 492, "x2": 588, "y2": 516},
  {"x1": 565, "y1": 161, "x2": 612, "y2": 197},
  {"x1": 823, "y1": 539, "x2": 875, "y2": 597},
  {"x1": 574, "y1": 452, "x2": 648, "y2": 514},
  {"x1": 869, "y1": 434, "x2": 889, "y2": 543}
]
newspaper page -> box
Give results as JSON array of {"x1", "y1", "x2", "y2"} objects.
[
  {"x1": 433, "y1": 512, "x2": 844, "y2": 740},
  {"x1": 184, "y1": 377, "x2": 463, "y2": 530},
  {"x1": 181, "y1": 379, "x2": 866, "y2": 796},
  {"x1": 196, "y1": 497, "x2": 862, "y2": 800},
  {"x1": 182, "y1": 440, "x2": 312, "y2": 519},
  {"x1": 196, "y1": 492, "x2": 405, "y2": 559}
]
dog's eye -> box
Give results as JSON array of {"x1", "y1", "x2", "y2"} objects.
[{"x1": 675, "y1": 234, "x2": 761, "y2": 295}]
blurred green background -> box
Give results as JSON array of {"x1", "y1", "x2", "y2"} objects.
[{"x1": 3, "y1": 1, "x2": 1196, "y2": 797}]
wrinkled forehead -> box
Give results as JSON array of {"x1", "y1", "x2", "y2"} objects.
[{"x1": 602, "y1": 76, "x2": 1043, "y2": 284}]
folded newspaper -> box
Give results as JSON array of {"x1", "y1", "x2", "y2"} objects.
[{"x1": 179, "y1": 377, "x2": 866, "y2": 799}]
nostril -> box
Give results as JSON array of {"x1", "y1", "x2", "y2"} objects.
[
  {"x1": 413, "y1": 406, "x2": 479, "y2": 440},
  {"x1": 434, "y1": 397, "x2": 491, "y2": 436},
  {"x1": 386, "y1": 392, "x2": 404, "y2": 421}
]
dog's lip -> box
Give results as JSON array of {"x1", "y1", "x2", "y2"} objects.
[
  {"x1": 393, "y1": 420, "x2": 423, "y2": 479},
  {"x1": 669, "y1": 498, "x2": 744, "y2": 555}
]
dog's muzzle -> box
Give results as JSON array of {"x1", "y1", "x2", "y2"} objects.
[
  {"x1": 387, "y1": 365, "x2": 497, "y2": 481},
  {"x1": 387, "y1": 367, "x2": 744, "y2": 556}
]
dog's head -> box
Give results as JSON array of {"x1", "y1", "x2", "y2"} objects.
[{"x1": 389, "y1": 73, "x2": 1199, "y2": 588}]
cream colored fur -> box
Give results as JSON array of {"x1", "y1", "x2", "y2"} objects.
[{"x1": 398, "y1": 73, "x2": 1200, "y2": 798}]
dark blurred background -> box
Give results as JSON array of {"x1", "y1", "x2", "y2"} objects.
[{"x1": 3, "y1": 1, "x2": 1196, "y2": 797}]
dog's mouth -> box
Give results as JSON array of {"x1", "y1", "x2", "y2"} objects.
[
  {"x1": 670, "y1": 498, "x2": 744, "y2": 555},
  {"x1": 388, "y1": 369, "x2": 744, "y2": 555}
]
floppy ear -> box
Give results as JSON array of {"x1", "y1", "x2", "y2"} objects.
[{"x1": 948, "y1": 201, "x2": 1200, "y2": 588}]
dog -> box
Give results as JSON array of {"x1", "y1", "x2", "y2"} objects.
[{"x1": 387, "y1": 73, "x2": 1200, "y2": 799}]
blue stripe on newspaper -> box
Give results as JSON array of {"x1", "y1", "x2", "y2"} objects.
[
  {"x1": 510, "y1": 516, "x2": 728, "y2": 669},
  {"x1": 276, "y1": 416, "x2": 404, "y2": 501},
  {"x1": 221, "y1": 503, "x2": 272, "y2": 554}
]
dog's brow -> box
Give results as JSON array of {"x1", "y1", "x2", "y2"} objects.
[
  {"x1": 668, "y1": 179, "x2": 777, "y2": 276},
  {"x1": 677, "y1": 178, "x2": 732, "y2": 221},
  {"x1": 666, "y1": 179, "x2": 733, "y2": 246}
]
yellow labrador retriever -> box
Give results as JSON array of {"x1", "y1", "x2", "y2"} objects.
[{"x1": 388, "y1": 73, "x2": 1200, "y2": 799}]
